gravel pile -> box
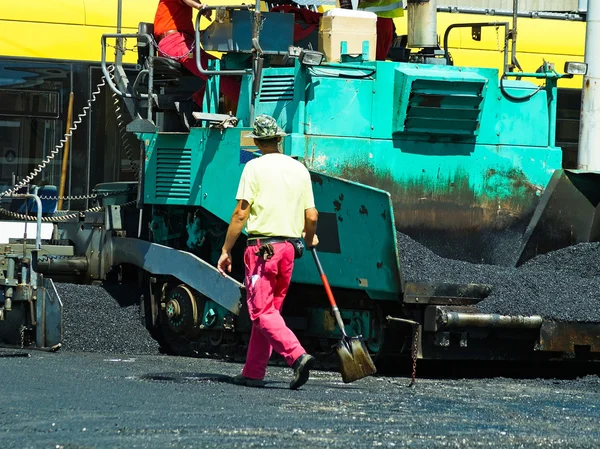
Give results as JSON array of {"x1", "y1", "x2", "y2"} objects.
[
  {"x1": 397, "y1": 232, "x2": 600, "y2": 323},
  {"x1": 56, "y1": 282, "x2": 160, "y2": 355}
]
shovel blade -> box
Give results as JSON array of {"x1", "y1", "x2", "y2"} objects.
[{"x1": 335, "y1": 336, "x2": 377, "y2": 384}]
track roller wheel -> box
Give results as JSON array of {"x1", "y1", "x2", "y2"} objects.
[{"x1": 165, "y1": 284, "x2": 200, "y2": 336}]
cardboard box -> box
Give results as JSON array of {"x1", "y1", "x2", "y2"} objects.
[{"x1": 318, "y1": 10, "x2": 377, "y2": 63}]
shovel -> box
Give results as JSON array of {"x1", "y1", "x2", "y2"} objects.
[{"x1": 311, "y1": 248, "x2": 377, "y2": 383}]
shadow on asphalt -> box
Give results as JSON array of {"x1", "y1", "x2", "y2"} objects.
[
  {"x1": 136, "y1": 372, "x2": 232, "y2": 384},
  {"x1": 376, "y1": 358, "x2": 600, "y2": 380},
  {"x1": 133, "y1": 372, "x2": 365, "y2": 390}
]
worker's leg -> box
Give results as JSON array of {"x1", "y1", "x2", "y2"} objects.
[
  {"x1": 158, "y1": 32, "x2": 214, "y2": 108},
  {"x1": 241, "y1": 244, "x2": 306, "y2": 379},
  {"x1": 273, "y1": 242, "x2": 294, "y2": 313},
  {"x1": 158, "y1": 32, "x2": 213, "y2": 79},
  {"x1": 241, "y1": 322, "x2": 274, "y2": 380},
  {"x1": 375, "y1": 17, "x2": 394, "y2": 61}
]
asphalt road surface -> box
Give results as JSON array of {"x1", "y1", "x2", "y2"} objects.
[{"x1": 2, "y1": 349, "x2": 600, "y2": 449}]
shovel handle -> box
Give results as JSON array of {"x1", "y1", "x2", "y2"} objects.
[
  {"x1": 311, "y1": 248, "x2": 337, "y2": 308},
  {"x1": 311, "y1": 249, "x2": 348, "y2": 337},
  {"x1": 312, "y1": 248, "x2": 348, "y2": 337}
]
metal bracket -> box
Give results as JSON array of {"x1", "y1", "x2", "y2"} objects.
[{"x1": 340, "y1": 41, "x2": 371, "y2": 63}]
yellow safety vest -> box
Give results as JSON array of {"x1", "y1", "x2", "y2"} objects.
[{"x1": 357, "y1": 0, "x2": 404, "y2": 18}]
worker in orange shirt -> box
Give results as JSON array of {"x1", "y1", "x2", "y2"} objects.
[
  {"x1": 217, "y1": 115, "x2": 320, "y2": 390},
  {"x1": 357, "y1": 0, "x2": 404, "y2": 60},
  {"x1": 154, "y1": 0, "x2": 240, "y2": 110}
]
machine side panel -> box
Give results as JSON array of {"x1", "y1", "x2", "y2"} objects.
[
  {"x1": 292, "y1": 135, "x2": 562, "y2": 264},
  {"x1": 143, "y1": 128, "x2": 250, "y2": 223},
  {"x1": 291, "y1": 172, "x2": 402, "y2": 299}
]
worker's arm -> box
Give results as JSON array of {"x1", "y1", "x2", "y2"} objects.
[
  {"x1": 303, "y1": 207, "x2": 319, "y2": 248},
  {"x1": 181, "y1": 0, "x2": 212, "y2": 18},
  {"x1": 217, "y1": 200, "x2": 250, "y2": 275}
]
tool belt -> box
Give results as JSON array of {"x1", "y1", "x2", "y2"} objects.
[
  {"x1": 155, "y1": 29, "x2": 185, "y2": 42},
  {"x1": 246, "y1": 236, "x2": 289, "y2": 247},
  {"x1": 247, "y1": 236, "x2": 305, "y2": 260}
]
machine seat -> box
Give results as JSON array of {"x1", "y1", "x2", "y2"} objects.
[
  {"x1": 152, "y1": 57, "x2": 185, "y2": 79},
  {"x1": 137, "y1": 22, "x2": 194, "y2": 86}
]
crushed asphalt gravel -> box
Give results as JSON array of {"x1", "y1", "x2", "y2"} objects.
[
  {"x1": 56, "y1": 282, "x2": 160, "y2": 355},
  {"x1": 397, "y1": 232, "x2": 600, "y2": 323},
  {"x1": 54, "y1": 233, "x2": 600, "y2": 358}
]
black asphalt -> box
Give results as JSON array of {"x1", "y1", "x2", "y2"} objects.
[
  {"x1": 397, "y1": 232, "x2": 600, "y2": 322},
  {"x1": 1, "y1": 349, "x2": 599, "y2": 448},
  {"x1": 57, "y1": 282, "x2": 160, "y2": 355}
]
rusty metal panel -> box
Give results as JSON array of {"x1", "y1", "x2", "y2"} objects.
[
  {"x1": 538, "y1": 321, "x2": 600, "y2": 352},
  {"x1": 403, "y1": 281, "x2": 491, "y2": 305}
]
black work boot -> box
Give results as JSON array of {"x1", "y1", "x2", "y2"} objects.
[
  {"x1": 231, "y1": 374, "x2": 266, "y2": 388},
  {"x1": 290, "y1": 354, "x2": 316, "y2": 390}
]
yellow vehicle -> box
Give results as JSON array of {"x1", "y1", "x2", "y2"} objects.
[{"x1": 0, "y1": 1, "x2": 587, "y2": 201}]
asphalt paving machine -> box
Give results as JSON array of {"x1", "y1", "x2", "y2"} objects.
[{"x1": 1, "y1": 0, "x2": 598, "y2": 367}]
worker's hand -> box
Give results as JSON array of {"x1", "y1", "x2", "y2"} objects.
[
  {"x1": 217, "y1": 250, "x2": 232, "y2": 276},
  {"x1": 303, "y1": 233, "x2": 319, "y2": 249},
  {"x1": 182, "y1": 0, "x2": 212, "y2": 19},
  {"x1": 199, "y1": 3, "x2": 212, "y2": 19}
]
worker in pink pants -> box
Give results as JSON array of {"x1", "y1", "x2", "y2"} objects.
[
  {"x1": 154, "y1": 0, "x2": 240, "y2": 111},
  {"x1": 217, "y1": 114, "x2": 319, "y2": 389}
]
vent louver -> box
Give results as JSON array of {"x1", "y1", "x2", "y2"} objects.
[
  {"x1": 394, "y1": 68, "x2": 487, "y2": 137},
  {"x1": 259, "y1": 75, "x2": 295, "y2": 102},
  {"x1": 156, "y1": 147, "x2": 192, "y2": 199}
]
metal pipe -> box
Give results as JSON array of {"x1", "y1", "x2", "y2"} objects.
[
  {"x1": 578, "y1": 0, "x2": 600, "y2": 171},
  {"x1": 35, "y1": 257, "x2": 89, "y2": 275},
  {"x1": 21, "y1": 263, "x2": 27, "y2": 286},
  {"x1": 116, "y1": 0, "x2": 123, "y2": 68},
  {"x1": 386, "y1": 315, "x2": 419, "y2": 326},
  {"x1": 511, "y1": 0, "x2": 518, "y2": 70},
  {"x1": 117, "y1": 0, "x2": 122, "y2": 34},
  {"x1": 101, "y1": 34, "x2": 153, "y2": 98},
  {"x1": 436, "y1": 6, "x2": 585, "y2": 22},
  {"x1": 7, "y1": 258, "x2": 15, "y2": 280},
  {"x1": 194, "y1": 12, "x2": 252, "y2": 77},
  {"x1": 408, "y1": 0, "x2": 438, "y2": 48},
  {"x1": 5, "y1": 258, "x2": 15, "y2": 311},
  {"x1": 443, "y1": 22, "x2": 509, "y2": 72},
  {"x1": 441, "y1": 311, "x2": 543, "y2": 329},
  {"x1": 578, "y1": 0, "x2": 588, "y2": 12},
  {"x1": 8, "y1": 194, "x2": 42, "y2": 250}
]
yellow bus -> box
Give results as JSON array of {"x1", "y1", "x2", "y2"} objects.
[{"x1": 0, "y1": 1, "x2": 587, "y2": 205}]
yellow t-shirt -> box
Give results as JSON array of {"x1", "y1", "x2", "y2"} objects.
[{"x1": 236, "y1": 153, "x2": 315, "y2": 238}]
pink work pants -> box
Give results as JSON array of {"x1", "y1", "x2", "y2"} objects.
[
  {"x1": 157, "y1": 32, "x2": 241, "y2": 109},
  {"x1": 241, "y1": 242, "x2": 306, "y2": 380}
]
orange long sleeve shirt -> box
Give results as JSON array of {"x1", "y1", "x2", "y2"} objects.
[{"x1": 154, "y1": 0, "x2": 195, "y2": 36}]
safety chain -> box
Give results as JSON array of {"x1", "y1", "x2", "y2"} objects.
[
  {"x1": 409, "y1": 324, "x2": 420, "y2": 387},
  {"x1": 106, "y1": 38, "x2": 137, "y2": 57},
  {"x1": 385, "y1": 316, "x2": 420, "y2": 387},
  {"x1": 151, "y1": 34, "x2": 195, "y2": 60},
  {"x1": 0, "y1": 200, "x2": 137, "y2": 223},
  {"x1": 20, "y1": 325, "x2": 25, "y2": 349},
  {"x1": 495, "y1": 26, "x2": 505, "y2": 53},
  {"x1": 111, "y1": 89, "x2": 140, "y2": 180},
  {"x1": 0, "y1": 205, "x2": 102, "y2": 223},
  {"x1": 37, "y1": 254, "x2": 71, "y2": 262},
  {"x1": 38, "y1": 190, "x2": 133, "y2": 201},
  {"x1": 0, "y1": 66, "x2": 115, "y2": 199}
]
